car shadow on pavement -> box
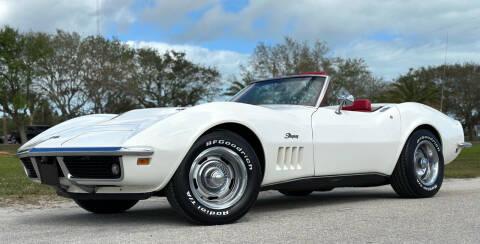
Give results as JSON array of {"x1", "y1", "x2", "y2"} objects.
[
  {"x1": 252, "y1": 189, "x2": 398, "y2": 214},
  {"x1": 19, "y1": 188, "x2": 398, "y2": 226},
  {"x1": 20, "y1": 204, "x2": 192, "y2": 227}
]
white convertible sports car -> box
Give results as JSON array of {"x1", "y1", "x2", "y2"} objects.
[{"x1": 17, "y1": 72, "x2": 471, "y2": 224}]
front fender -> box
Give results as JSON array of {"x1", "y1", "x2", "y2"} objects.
[
  {"x1": 123, "y1": 102, "x2": 316, "y2": 191},
  {"x1": 122, "y1": 103, "x2": 266, "y2": 191}
]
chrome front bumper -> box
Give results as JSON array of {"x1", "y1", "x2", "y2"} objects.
[
  {"x1": 16, "y1": 146, "x2": 154, "y2": 157},
  {"x1": 17, "y1": 147, "x2": 154, "y2": 185},
  {"x1": 458, "y1": 142, "x2": 473, "y2": 148}
]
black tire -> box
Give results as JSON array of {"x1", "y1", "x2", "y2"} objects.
[
  {"x1": 74, "y1": 199, "x2": 138, "y2": 214},
  {"x1": 166, "y1": 130, "x2": 262, "y2": 225},
  {"x1": 279, "y1": 190, "x2": 313, "y2": 196},
  {"x1": 391, "y1": 129, "x2": 444, "y2": 198}
]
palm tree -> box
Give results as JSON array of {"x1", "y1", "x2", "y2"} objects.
[
  {"x1": 223, "y1": 72, "x2": 255, "y2": 97},
  {"x1": 385, "y1": 69, "x2": 438, "y2": 105}
]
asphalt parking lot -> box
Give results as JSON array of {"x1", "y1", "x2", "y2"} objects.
[{"x1": 1, "y1": 178, "x2": 479, "y2": 243}]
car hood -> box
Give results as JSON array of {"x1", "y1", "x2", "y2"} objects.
[{"x1": 19, "y1": 107, "x2": 184, "y2": 151}]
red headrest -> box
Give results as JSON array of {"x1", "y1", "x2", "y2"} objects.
[{"x1": 342, "y1": 99, "x2": 371, "y2": 112}]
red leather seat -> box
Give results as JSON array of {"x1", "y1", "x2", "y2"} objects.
[{"x1": 342, "y1": 99, "x2": 371, "y2": 112}]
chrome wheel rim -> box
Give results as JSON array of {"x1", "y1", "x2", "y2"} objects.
[
  {"x1": 189, "y1": 146, "x2": 248, "y2": 210},
  {"x1": 413, "y1": 140, "x2": 439, "y2": 186}
]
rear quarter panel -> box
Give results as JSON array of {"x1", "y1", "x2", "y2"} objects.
[{"x1": 395, "y1": 102, "x2": 464, "y2": 169}]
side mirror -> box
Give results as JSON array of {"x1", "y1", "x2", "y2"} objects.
[{"x1": 335, "y1": 94, "x2": 354, "y2": 114}]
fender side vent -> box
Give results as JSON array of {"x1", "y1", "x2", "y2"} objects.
[{"x1": 276, "y1": 146, "x2": 303, "y2": 170}]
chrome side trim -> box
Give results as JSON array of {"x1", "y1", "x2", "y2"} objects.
[
  {"x1": 261, "y1": 172, "x2": 389, "y2": 187},
  {"x1": 260, "y1": 172, "x2": 390, "y2": 191},
  {"x1": 458, "y1": 142, "x2": 472, "y2": 148},
  {"x1": 16, "y1": 147, "x2": 153, "y2": 157}
]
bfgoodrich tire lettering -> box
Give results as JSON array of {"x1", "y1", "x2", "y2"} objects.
[
  {"x1": 391, "y1": 129, "x2": 444, "y2": 198},
  {"x1": 166, "y1": 130, "x2": 262, "y2": 225}
]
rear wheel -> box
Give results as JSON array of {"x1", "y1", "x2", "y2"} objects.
[
  {"x1": 279, "y1": 190, "x2": 313, "y2": 196},
  {"x1": 391, "y1": 129, "x2": 444, "y2": 198},
  {"x1": 166, "y1": 130, "x2": 262, "y2": 225},
  {"x1": 74, "y1": 199, "x2": 138, "y2": 214}
]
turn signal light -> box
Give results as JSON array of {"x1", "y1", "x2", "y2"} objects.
[{"x1": 137, "y1": 158, "x2": 150, "y2": 165}]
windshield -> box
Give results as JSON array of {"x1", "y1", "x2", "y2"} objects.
[{"x1": 231, "y1": 76, "x2": 326, "y2": 106}]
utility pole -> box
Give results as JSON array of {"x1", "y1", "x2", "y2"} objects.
[
  {"x1": 96, "y1": 0, "x2": 102, "y2": 36},
  {"x1": 440, "y1": 32, "x2": 448, "y2": 112}
]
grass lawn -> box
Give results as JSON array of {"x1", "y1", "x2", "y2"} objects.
[
  {"x1": 0, "y1": 142, "x2": 479, "y2": 202},
  {"x1": 0, "y1": 145, "x2": 55, "y2": 201},
  {"x1": 445, "y1": 142, "x2": 480, "y2": 178}
]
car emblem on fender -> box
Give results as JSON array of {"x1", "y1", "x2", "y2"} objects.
[{"x1": 284, "y1": 133, "x2": 299, "y2": 139}]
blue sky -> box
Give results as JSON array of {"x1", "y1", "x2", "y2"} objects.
[
  {"x1": 116, "y1": 0, "x2": 259, "y2": 53},
  {"x1": 1, "y1": 0, "x2": 480, "y2": 80}
]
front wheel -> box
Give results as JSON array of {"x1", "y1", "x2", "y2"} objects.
[
  {"x1": 391, "y1": 129, "x2": 444, "y2": 198},
  {"x1": 74, "y1": 199, "x2": 138, "y2": 214},
  {"x1": 167, "y1": 130, "x2": 262, "y2": 225}
]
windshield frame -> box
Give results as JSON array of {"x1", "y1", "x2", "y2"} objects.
[{"x1": 230, "y1": 75, "x2": 331, "y2": 107}]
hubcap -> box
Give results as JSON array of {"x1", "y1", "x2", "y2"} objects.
[
  {"x1": 413, "y1": 140, "x2": 440, "y2": 186},
  {"x1": 207, "y1": 169, "x2": 226, "y2": 188},
  {"x1": 189, "y1": 147, "x2": 248, "y2": 210}
]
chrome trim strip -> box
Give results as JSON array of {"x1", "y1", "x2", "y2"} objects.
[
  {"x1": 16, "y1": 147, "x2": 153, "y2": 157},
  {"x1": 19, "y1": 157, "x2": 40, "y2": 179},
  {"x1": 251, "y1": 74, "x2": 328, "y2": 85},
  {"x1": 56, "y1": 157, "x2": 70, "y2": 179},
  {"x1": 30, "y1": 157, "x2": 41, "y2": 179},
  {"x1": 458, "y1": 142, "x2": 472, "y2": 148},
  {"x1": 379, "y1": 106, "x2": 391, "y2": 112},
  {"x1": 315, "y1": 75, "x2": 331, "y2": 108}
]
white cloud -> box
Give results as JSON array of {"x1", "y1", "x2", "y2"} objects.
[
  {"x1": 140, "y1": 0, "x2": 480, "y2": 80},
  {"x1": 2, "y1": 0, "x2": 480, "y2": 80},
  {"x1": 0, "y1": 0, "x2": 135, "y2": 35},
  {"x1": 162, "y1": 0, "x2": 480, "y2": 45},
  {"x1": 141, "y1": 0, "x2": 219, "y2": 29},
  {"x1": 334, "y1": 38, "x2": 480, "y2": 80},
  {"x1": 126, "y1": 40, "x2": 249, "y2": 78}
]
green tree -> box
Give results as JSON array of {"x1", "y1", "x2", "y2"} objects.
[
  {"x1": 248, "y1": 37, "x2": 329, "y2": 79},
  {"x1": 36, "y1": 30, "x2": 88, "y2": 119},
  {"x1": 223, "y1": 70, "x2": 255, "y2": 96},
  {"x1": 81, "y1": 36, "x2": 136, "y2": 113},
  {"x1": 129, "y1": 49, "x2": 221, "y2": 107},
  {"x1": 383, "y1": 68, "x2": 439, "y2": 105},
  {"x1": 0, "y1": 26, "x2": 37, "y2": 143},
  {"x1": 23, "y1": 32, "x2": 51, "y2": 125},
  {"x1": 238, "y1": 37, "x2": 384, "y2": 105},
  {"x1": 442, "y1": 63, "x2": 480, "y2": 138},
  {"x1": 381, "y1": 63, "x2": 479, "y2": 138},
  {"x1": 325, "y1": 58, "x2": 386, "y2": 105},
  {"x1": 31, "y1": 97, "x2": 60, "y2": 125}
]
